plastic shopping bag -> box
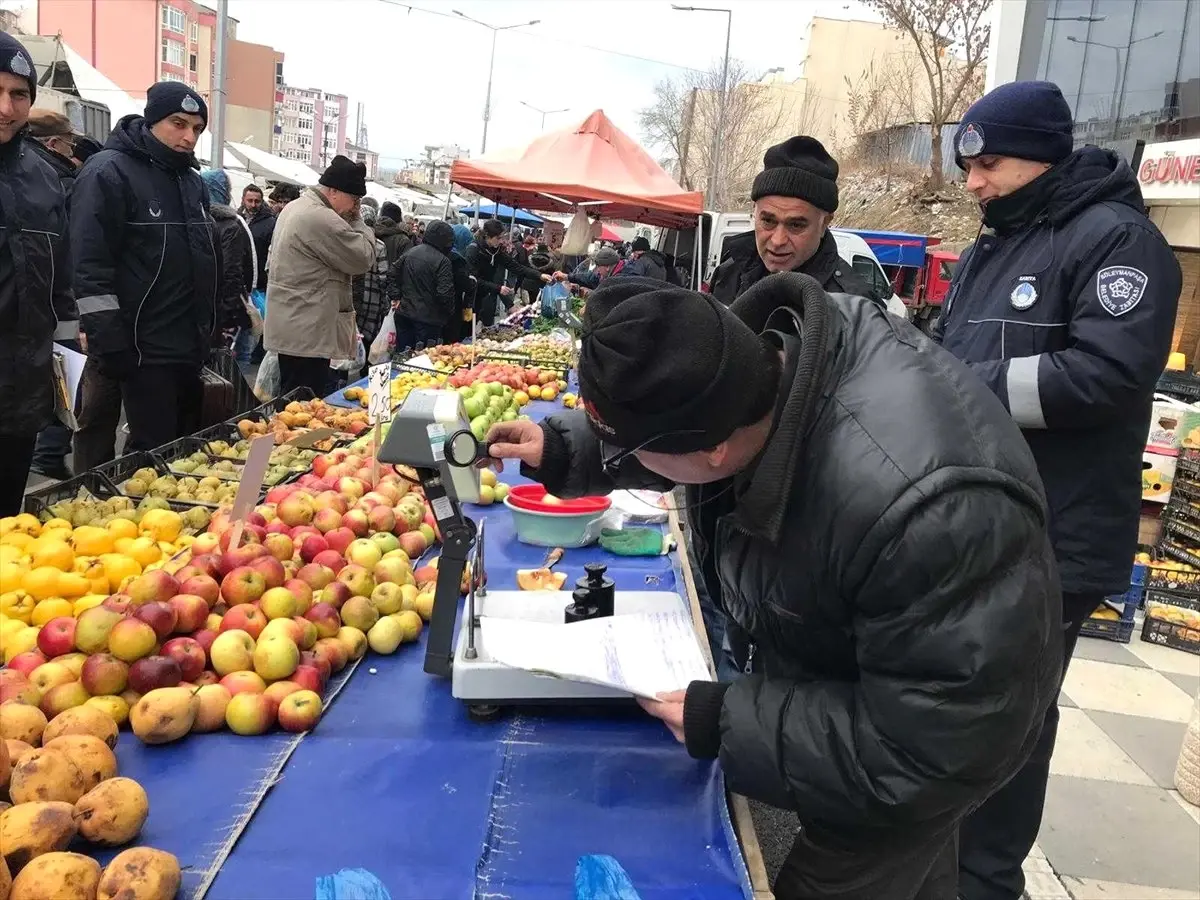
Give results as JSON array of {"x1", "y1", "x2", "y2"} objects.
[
  {"x1": 540, "y1": 280, "x2": 570, "y2": 317},
  {"x1": 332, "y1": 335, "x2": 366, "y2": 373},
  {"x1": 562, "y1": 210, "x2": 591, "y2": 255},
  {"x1": 368, "y1": 312, "x2": 396, "y2": 365},
  {"x1": 254, "y1": 351, "x2": 280, "y2": 401}
]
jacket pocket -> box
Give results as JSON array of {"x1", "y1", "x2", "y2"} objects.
[{"x1": 966, "y1": 317, "x2": 1069, "y2": 360}]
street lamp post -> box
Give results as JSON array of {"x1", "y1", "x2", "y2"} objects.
[
  {"x1": 519, "y1": 100, "x2": 569, "y2": 132},
  {"x1": 672, "y1": 4, "x2": 731, "y2": 209},
  {"x1": 452, "y1": 10, "x2": 539, "y2": 222},
  {"x1": 1067, "y1": 31, "x2": 1163, "y2": 137}
]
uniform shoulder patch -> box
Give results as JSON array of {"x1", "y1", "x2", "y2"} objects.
[{"x1": 1096, "y1": 266, "x2": 1148, "y2": 317}]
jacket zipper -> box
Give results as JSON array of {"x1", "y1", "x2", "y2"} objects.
[
  {"x1": 134, "y1": 226, "x2": 168, "y2": 367},
  {"x1": 204, "y1": 202, "x2": 219, "y2": 342}
]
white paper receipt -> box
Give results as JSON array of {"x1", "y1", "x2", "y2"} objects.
[{"x1": 479, "y1": 610, "x2": 711, "y2": 699}]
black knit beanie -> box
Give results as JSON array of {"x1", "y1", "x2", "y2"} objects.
[
  {"x1": 145, "y1": 81, "x2": 208, "y2": 127},
  {"x1": 578, "y1": 277, "x2": 775, "y2": 453},
  {"x1": 751, "y1": 135, "x2": 839, "y2": 212},
  {"x1": 0, "y1": 33, "x2": 36, "y2": 103},
  {"x1": 954, "y1": 81, "x2": 1073, "y2": 170},
  {"x1": 380, "y1": 201, "x2": 403, "y2": 222},
  {"x1": 319, "y1": 154, "x2": 367, "y2": 197}
]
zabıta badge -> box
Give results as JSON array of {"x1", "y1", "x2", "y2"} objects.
[
  {"x1": 1096, "y1": 266, "x2": 1148, "y2": 317},
  {"x1": 1010, "y1": 277, "x2": 1039, "y2": 311}
]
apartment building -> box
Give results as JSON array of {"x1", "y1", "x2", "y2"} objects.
[
  {"x1": 346, "y1": 142, "x2": 379, "y2": 181},
  {"x1": 273, "y1": 85, "x2": 348, "y2": 169}
]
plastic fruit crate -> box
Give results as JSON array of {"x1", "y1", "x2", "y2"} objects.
[
  {"x1": 24, "y1": 470, "x2": 123, "y2": 519},
  {"x1": 98, "y1": 450, "x2": 224, "y2": 509},
  {"x1": 1157, "y1": 371, "x2": 1200, "y2": 404},
  {"x1": 1080, "y1": 565, "x2": 1145, "y2": 644}
]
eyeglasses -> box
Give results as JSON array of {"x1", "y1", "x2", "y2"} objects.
[{"x1": 601, "y1": 429, "x2": 707, "y2": 476}]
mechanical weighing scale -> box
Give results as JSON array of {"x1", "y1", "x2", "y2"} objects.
[{"x1": 377, "y1": 388, "x2": 687, "y2": 719}]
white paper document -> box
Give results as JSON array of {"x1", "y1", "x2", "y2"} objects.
[{"x1": 479, "y1": 610, "x2": 712, "y2": 699}]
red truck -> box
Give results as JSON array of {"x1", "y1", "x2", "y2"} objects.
[{"x1": 842, "y1": 230, "x2": 959, "y2": 334}]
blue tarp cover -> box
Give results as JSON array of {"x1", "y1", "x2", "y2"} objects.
[{"x1": 843, "y1": 228, "x2": 929, "y2": 267}]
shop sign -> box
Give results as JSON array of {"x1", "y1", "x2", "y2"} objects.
[{"x1": 1139, "y1": 138, "x2": 1200, "y2": 203}]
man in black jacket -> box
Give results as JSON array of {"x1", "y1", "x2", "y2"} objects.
[
  {"x1": 387, "y1": 219, "x2": 456, "y2": 350},
  {"x1": 711, "y1": 136, "x2": 877, "y2": 306},
  {"x1": 464, "y1": 218, "x2": 552, "y2": 325},
  {"x1": 0, "y1": 34, "x2": 79, "y2": 512},
  {"x1": 484, "y1": 274, "x2": 1061, "y2": 899},
  {"x1": 377, "y1": 202, "x2": 413, "y2": 267},
  {"x1": 617, "y1": 236, "x2": 668, "y2": 280},
  {"x1": 934, "y1": 81, "x2": 1181, "y2": 900},
  {"x1": 23, "y1": 110, "x2": 95, "y2": 481},
  {"x1": 72, "y1": 81, "x2": 219, "y2": 453},
  {"x1": 241, "y1": 184, "x2": 274, "y2": 291}
]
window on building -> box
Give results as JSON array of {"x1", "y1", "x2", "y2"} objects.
[
  {"x1": 161, "y1": 71, "x2": 186, "y2": 84},
  {"x1": 1037, "y1": 0, "x2": 1200, "y2": 142},
  {"x1": 189, "y1": 21, "x2": 198, "y2": 42},
  {"x1": 275, "y1": 61, "x2": 284, "y2": 85},
  {"x1": 161, "y1": 5, "x2": 186, "y2": 33},
  {"x1": 189, "y1": 53, "x2": 197, "y2": 72},
  {"x1": 162, "y1": 39, "x2": 185, "y2": 67}
]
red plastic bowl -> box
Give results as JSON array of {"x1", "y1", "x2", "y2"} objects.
[{"x1": 506, "y1": 484, "x2": 612, "y2": 515}]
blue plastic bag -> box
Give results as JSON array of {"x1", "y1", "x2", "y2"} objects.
[
  {"x1": 540, "y1": 281, "x2": 570, "y2": 317},
  {"x1": 249, "y1": 289, "x2": 267, "y2": 317}
]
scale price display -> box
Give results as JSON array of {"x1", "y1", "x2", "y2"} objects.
[{"x1": 367, "y1": 363, "x2": 392, "y2": 425}]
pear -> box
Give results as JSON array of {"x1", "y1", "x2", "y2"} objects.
[
  {"x1": 0, "y1": 801, "x2": 77, "y2": 874},
  {"x1": 97, "y1": 848, "x2": 181, "y2": 900},
  {"x1": 73, "y1": 777, "x2": 149, "y2": 846},
  {"x1": 9, "y1": 851, "x2": 101, "y2": 900},
  {"x1": 9, "y1": 748, "x2": 88, "y2": 805},
  {"x1": 129, "y1": 687, "x2": 199, "y2": 745}
]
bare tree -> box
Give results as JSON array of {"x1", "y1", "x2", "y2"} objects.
[
  {"x1": 639, "y1": 59, "x2": 793, "y2": 209},
  {"x1": 864, "y1": 0, "x2": 990, "y2": 190},
  {"x1": 843, "y1": 59, "x2": 914, "y2": 188}
]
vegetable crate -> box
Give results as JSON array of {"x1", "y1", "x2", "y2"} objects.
[{"x1": 1079, "y1": 563, "x2": 1146, "y2": 644}]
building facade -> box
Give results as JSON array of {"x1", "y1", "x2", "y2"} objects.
[
  {"x1": 272, "y1": 85, "x2": 348, "y2": 169},
  {"x1": 988, "y1": 0, "x2": 1200, "y2": 364},
  {"x1": 346, "y1": 142, "x2": 379, "y2": 181},
  {"x1": 35, "y1": 0, "x2": 283, "y2": 153}
]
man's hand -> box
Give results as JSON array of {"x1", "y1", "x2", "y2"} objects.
[
  {"x1": 499, "y1": 285, "x2": 513, "y2": 297},
  {"x1": 484, "y1": 419, "x2": 544, "y2": 471},
  {"x1": 540, "y1": 273, "x2": 553, "y2": 283},
  {"x1": 637, "y1": 690, "x2": 686, "y2": 743},
  {"x1": 552, "y1": 270, "x2": 569, "y2": 282}
]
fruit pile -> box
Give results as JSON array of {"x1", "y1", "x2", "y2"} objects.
[
  {"x1": 0, "y1": 703, "x2": 181, "y2": 898},
  {"x1": 508, "y1": 335, "x2": 575, "y2": 367},
  {"x1": 120, "y1": 466, "x2": 240, "y2": 506},
  {"x1": 342, "y1": 369, "x2": 446, "y2": 411},
  {"x1": 34, "y1": 494, "x2": 211, "y2": 533},
  {"x1": 167, "y1": 442, "x2": 320, "y2": 489},
  {"x1": 252, "y1": 398, "x2": 373, "y2": 440},
  {"x1": 2, "y1": 511, "x2": 204, "y2": 637},
  {"x1": 471, "y1": 469, "x2": 510, "y2": 507}
]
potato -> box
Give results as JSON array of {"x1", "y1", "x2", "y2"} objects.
[
  {"x1": 8, "y1": 749, "x2": 87, "y2": 805},
  {"x1": 9, "y1": 851, "x2": 101, "y2": 900}
]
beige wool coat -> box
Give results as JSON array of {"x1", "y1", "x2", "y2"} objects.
[{"x1": 264, "y1": 188, "x2": 377, "y2": 360}]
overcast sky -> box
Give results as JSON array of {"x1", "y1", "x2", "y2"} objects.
[{"x1": 226, "y1": 0, "x2": 878, "y2": 167}]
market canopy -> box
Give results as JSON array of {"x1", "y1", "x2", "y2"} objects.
[
  {"x1": 464, "y1": 203, "x2": 543, "y2": 226},
  {"x1": 449, "y1": 110, "x2": 703, "y2": 228},
  {"x1": 225, "y1": 142, "x2": 320, "y2": 186},
  {"x1": 597, "y1": 225, "x2": 623, "y2": 242}
]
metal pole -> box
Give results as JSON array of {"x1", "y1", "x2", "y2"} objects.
[
  {"x1": 210, "y1": 0, "x2": 229, "y2": 169},
  {"x1": 474, "y1": 28, "x2": 498, "y2": 223},
  {"x1": 709, "y1": 10, "x2": 731, "y2": 209}
]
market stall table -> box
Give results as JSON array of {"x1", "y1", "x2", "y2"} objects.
[{"x1": 103, "y1": 392, "x2": 753, "y2": 899}]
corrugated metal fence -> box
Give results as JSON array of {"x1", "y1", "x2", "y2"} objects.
[{"x1": 854, "y1": 123, "x2": 963, "y2": 182}]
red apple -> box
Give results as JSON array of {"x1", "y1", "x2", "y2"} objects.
[
  {"x1": 133, "y1": 601, "x2": 178, "y2": 640},
  {"x1": 265, "y1": 519, "x2": 291, "y2": 536},
  {"x1": 220, "y1": 604, "x2": 268, "y2": 640},
  {"x1": 278, "y1": 492, "x2": 316, "y2": 528},
  {"x1": 225, "y1": 690, "x2": 276, "y2": 735},
  {"x1": 161, "y1": 637, "x2": 207, "y2": 681},
  {"x1": 128, "y1": 655, "x2": 183, "y2": 694},
  {"x1": 374, "y1": 482, "x2": 402, "y2": 505},
  {"x1": 169, "y1": 594, "x2": 211, "y2": 633},
  {"x1": 341, "y1": 509, "x2": 369, "y2": 537},
  {"x1": 0, "y1": 678, "x2": 40, "y2": 706},
  {"x1": 298, "y1": 650, "x2": 332, "y2": 681},
  {"x1": 264, "y1": 679, "x2": 303, "y2": 707},
  {"x1": 284, "y1": 578, "x2": 313, "y2": 615},
  {"x1": 336, "y1": 564, "x2": 374, "y2": 599},
  {"x1": 296, "y1": 563, "x2": 335, "y2": 591},
  {"x1": 193, "y1": 628, "x2": 218, "y2": 659},
  {"x1": 311, "y1": 455, "x2": 333, "y2": 478},
  {"x1": 311, "y1": 508, "x2": 341, "y2": 534},
  {"x1": 263, "y1": 533, "x2": 294, "y2": 562},
  {"x1": 398, "y1": 531, "x2": 429, "y2": 559},
  {"x1": 218, "y1": 542, "x2": 268, "y2": 577},
  {"x1": 338, "y1": 477, "x2": 366, "y2": 500},
  {"x1": 179, "y1": 574, "x2": 220, "y2": 608},
  {"x1": 367, "y1": 505, "x2": 397, "y2": 534},
  {"x1": 291, "y1": 663, "x2": 327, "y2": 695},
  {"x1": 298, "y1": 534, "x2": 330, "y2": 564},
  {"x1": 304, "y1": 603, "x2": 341, "y2": 639},
  {"x1": 291, "y1": 616, "x2": 319, "y2": 650},
  {"x1": 249, "y1": 555, "x2": 287, "y2": 589},
  {"x1": 101, "y1": 594, "x2": 133, "y2": 615},
  {"x1": 314, "y1": 491, "x2": 349, "y2": 515},
  {"x1": 221, "y1": 566, "x2": 268, "y2": 606},
  {"x1": 323, "y1": 527, "x2": 356, "y2": 555},
  {"x1": 209, "y1": 629, "x2": 255, "y2": 675},
  {"x1": 314, "y1": 581, "x2": 351, "y2": 610},
  {"x1": 126, "y1": 570, "x2": 180, "y2": 607},
  {"x1": 193, "y1": 670, "x2": 220, "y2": 687},
  {"x1": 221, "y1": 670, "x2": 267, "y2": 696},
  {"x1": 192, "y1": 683, "x2": 231, "y2": 732},
  {"x1": 107, "y1": 617, "x2": 158, "y2": 663},
  {"x1": 173, "y1": 564, "x2": 205, "y2": 583},
  {"x1": 190, "y1": 553, "x2": 222, "y2": 580},
  {"x1": 36, "y1": 616, "x2": 77, "y2": 658},
  {"x1": 277, "y1": 689, "x2": 322, "y2": 733},
  {"x1": 190, "y1": 533, "x2": 221, "y2": 556},
  {"x1": 7, "y1": 650, "x2": 47, "y2": 678},
  {"x1": 80, "y1": 653, "x2": 130, "y2": 695},
  {"x1": 312, "y1": 550, "x2": 346, "y2": 573},
  {"x1": 312, "y1": 637, "x2": 348, "y2": 674}
]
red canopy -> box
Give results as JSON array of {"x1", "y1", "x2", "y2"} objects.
[
  {"x1": 597, "y1": 225, "x2": 622, "y2": 242},
  {"x1": 450, "y1": 110, "x2": 704, "y2": 228}
]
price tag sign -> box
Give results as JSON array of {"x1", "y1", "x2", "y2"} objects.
[{"x1": 367, "y1": 363, "x2": 392, "y2": 425}]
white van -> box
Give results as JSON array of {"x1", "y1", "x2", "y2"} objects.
[{"x1": 652, "y1": 212, "x2": 908, "y2": 319}]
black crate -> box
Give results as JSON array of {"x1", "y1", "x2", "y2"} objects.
[
  {"x1": 1142, "y1": 615, "x2": 1200, "y2": 656},
  {"x1": 1144, "y1": 589, "x2": 1200, "y2": 613},
  {"x1": 98, "y1": 451, "x2": 223, "y2": 508},
  {"x1": 1157, "y1": 371, "x2": 1200, "y2": 403},
  {"x1": 1165, "y1": 517, "x2": 1200, "y2": 545},
  {"x1": 1145, "y1": 558, "x2": 1200, "y2": 594},
  {"x1": 1080, "y1": 579, "x2": 1142, "y2": 644},
  {"x1": 24, "y1": 471, "x2": 122, "y2": 519}
]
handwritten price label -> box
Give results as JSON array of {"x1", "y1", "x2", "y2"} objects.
[{"x1": 367, "y1": 363, "x2": 392, "y2": 425}]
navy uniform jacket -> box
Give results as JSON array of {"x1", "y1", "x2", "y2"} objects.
[{"x1": 936, "y1": 147, "x2": 1181, "y2": 595}]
